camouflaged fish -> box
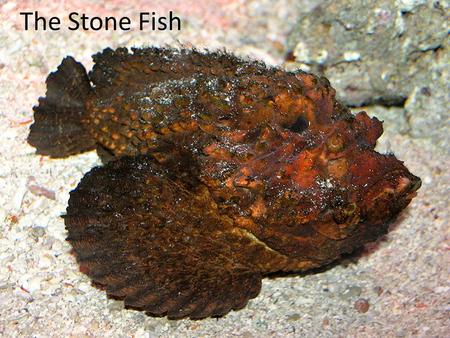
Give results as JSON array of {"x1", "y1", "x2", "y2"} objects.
[{"x1": 28, "y1": 47, "x2": 421, "y2": 319}]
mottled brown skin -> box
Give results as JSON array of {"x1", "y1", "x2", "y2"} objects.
[{"x1": 28, "y1": 47, "x2": 421, "y2": 319}]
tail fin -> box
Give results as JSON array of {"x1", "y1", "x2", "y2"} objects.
[{"x1": 28, "y1": 56, "x2": 96, "y2": 158}]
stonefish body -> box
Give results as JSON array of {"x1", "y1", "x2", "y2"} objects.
[{"x1": 28, "y1": 47, "x2": 421, "y2": 319}]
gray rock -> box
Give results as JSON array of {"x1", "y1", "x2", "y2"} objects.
[
  {"x1": 340, "y1": 285, "x2": 362, "y2": 300},
  {"x1": 287, "y1": 0, "x2": 449, "y2": 150}
]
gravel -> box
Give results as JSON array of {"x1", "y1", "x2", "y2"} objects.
[{"x1": 1, "y1": 0, "x2": 448, "y2": 337}]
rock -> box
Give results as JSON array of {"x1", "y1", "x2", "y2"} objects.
[
  {"x1": 30, "y1": 226, "x2": 46, "y2": 239},
  {"x1": 287, "y1": 0, "x2": 449, "y2": 150},
  {"x1": 340, "y1": 285, "x2": 362, "y2": 300},
  {"x1": 287, "y1": 313, "x2": 301, "y2": 321},
  {"x1": 27, "y1": 276, "x2": 42, "y2": 293},
  {"x1": 405, "y1": 71, "x2": 449, "y2": 150},
  {"x1": 373, "y1": 286, "x2": 384, "y2": 296},
  {"x1": 107, "y1": 299, "x2": 124, "y2": 312},
  {"x1": 77, "y1": 282, "x2": 92, "y2": 293},
  {"x1": 354, "y1": 298, "x2": 370, "y2": 313}
]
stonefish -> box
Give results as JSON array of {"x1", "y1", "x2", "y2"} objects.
[{"x1": 28, "y1": 47, "x2": 421, "y2": 319}]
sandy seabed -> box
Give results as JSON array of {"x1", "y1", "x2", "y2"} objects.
[{"x1": 0, "y1": 1, "x2": 448, "y2": 337}]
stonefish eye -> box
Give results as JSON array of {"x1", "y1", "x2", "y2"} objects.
[{"x1": 287, "y1": 116, "x2": 309, "y2": 133}]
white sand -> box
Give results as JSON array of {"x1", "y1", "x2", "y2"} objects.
[{"x1": 1, "y1": 1, "x2": 448, "y2": 337}]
